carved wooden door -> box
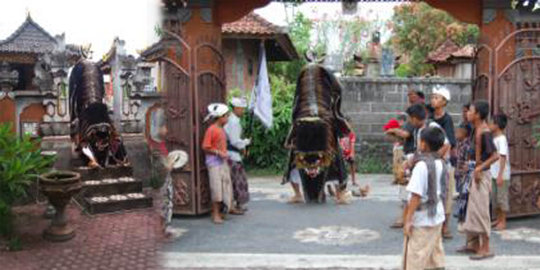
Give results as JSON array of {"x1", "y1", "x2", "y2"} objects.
[
  {"x1": 493, "y1": 28, "x2": 540, "y2": 217},
  {"x1": 193, "y1": 42, "x2": 226, "y2": 214},
  {"x1": 158, "y1": 31, "x2": 200, "y2": 215}
]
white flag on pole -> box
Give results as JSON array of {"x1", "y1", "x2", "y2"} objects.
[{"x1": 249, "y1": 41, "x2": 273, "y2": 129}]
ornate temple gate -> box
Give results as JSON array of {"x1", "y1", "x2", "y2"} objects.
[
  {"x1": 149, "y1": 1, "x2": 252, "y2": 215},
  {"x1": 491, "y1": 28, "x2": 540, "y2": 217},
  {"x1": 155, "y1": 30, "x2": 226, "y2": 215}
]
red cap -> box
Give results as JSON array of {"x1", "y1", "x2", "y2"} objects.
[{"x1": 383, "y1": 118, "x2": 401, "y2": 131}]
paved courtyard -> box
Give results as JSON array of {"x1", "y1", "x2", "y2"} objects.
[
  {"x1": 0, "y1": 190, "x2": 163, "y2": 270},
  {"x1": 1, "y1": 175, "x2": 540, "y2": 270},
  {"x1": 161, "y1": 175, "x2": 540, "y2": 270}
]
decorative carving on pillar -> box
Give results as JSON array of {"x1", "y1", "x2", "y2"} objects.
[
  {"x1": 177, "y1": 9, "x2": 192, "y2": 23},
  {"x1": 483, "y1": 9, "x2": 497, "y2": 24},
  {"x1": 0, "y1": 61, "x2": 19, "y2": 94},
  {"x1": 504, "y1": 9, "x2": 519, "y2": 24},
  {"x1": 200, "y1": 8, "x2": 212, "y2": 23},
  {"x1": 34, "y1": 34, "x2": 80, "y2": 136},
  {"x1": 118, "y1": 54, "x2": 142, "y2": 133}
]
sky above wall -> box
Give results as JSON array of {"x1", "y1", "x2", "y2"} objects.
[
  {"x1": 255, "y1": 2, "x2": 398, "y2": 26},
  {"x1": 0, "y1": 1, "x2": 398, "y2": 60}
]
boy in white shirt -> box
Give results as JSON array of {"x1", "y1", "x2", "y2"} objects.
[
  {"x1": 402, "y1": 126, "x2": 447, "y2": 270},
  {"x1": 489, "y1": 114, "x2": 511, "y2": 231}
]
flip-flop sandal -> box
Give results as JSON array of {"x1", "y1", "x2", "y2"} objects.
[
  {"x1": 390, "y1": 222, "x2": 404, "y2": 229},
  {"x1": 470, "y1": 253, "x2": 495, "y2": 260},
  {"x1": 456, "y1": 246, "x2": 476, "y2": 254},
  {"x1": 229, "y1": 209, "x2": 245, "y2": 215},
  {"x1": 443, "y1": 232, "x2": 454, "y2": 240}
]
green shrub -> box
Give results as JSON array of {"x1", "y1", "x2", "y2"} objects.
[
  {"x1": 357, "y1": 156, "x2": 392, "y2": 174},
  {"x1": 356, "y1": 142, "x2": 392, "y2": 174},
  {"x1": 0, "y1": 124, "x2": 55, "y2": 237}
]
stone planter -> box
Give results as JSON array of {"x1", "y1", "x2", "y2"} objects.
[{"x1": 39, "y1": 171, "x2": 82, "y2": 242}]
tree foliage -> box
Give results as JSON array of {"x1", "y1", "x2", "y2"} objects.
[
  {"x1": 244, "y1": 11, "x2": 312, "y2": 172},
  {"x1": 267, "y1": 12, "x2": 312, "y2": 83},
  {"x1": 390, "y1": 3, "x2": 479, "y2": 76}
]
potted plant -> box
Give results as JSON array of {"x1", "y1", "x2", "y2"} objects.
[
  {"x1": 0, "y1": 124, "x2": 55, "y2": 247},
  {"x1": 38, "y1": 170, "x2": 82, "y2": 242}
]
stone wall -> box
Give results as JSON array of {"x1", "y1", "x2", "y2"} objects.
[{"x1": 339, "y1": 77, "x2": 473, "y2": 165}]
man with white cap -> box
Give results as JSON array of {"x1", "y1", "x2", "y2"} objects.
[
  {"x1": 202, "y1": 103, "x2": 235, "y2": 224},
  {"x1": 224, "y1": 97, "x2": 251, "y2": 213},
  {"x1": 430, "y1": 86, "x2": 457, "y2": 240}
]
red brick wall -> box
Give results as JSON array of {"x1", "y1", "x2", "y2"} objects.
[
  {"x1": 223, "y1": 39, "x2": 260, "y2": 94},
  {"x1": 0, "y1": 97, "x2": 16, "y2": 132},
  {"x1": 19, "y1": 103, "x2": 46, "y2": 136}
]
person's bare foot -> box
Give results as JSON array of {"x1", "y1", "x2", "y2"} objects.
[
  {"x1": 88, "y1": 160, "x2": 100, "y2": 169},
  {"x1": 494, "y1": 222, "x2": 506, "y2": 231},
  {"x1": 288, "y1": 195, "x2": 303, "y2": 204},
  {"x1": 212, "y1": 215, "x2": 224, "y2": 224}
]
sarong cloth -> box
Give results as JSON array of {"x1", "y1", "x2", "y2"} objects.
[
  {"x1": 228, "y1": 160, "x2": 250, "y2": 206},
  {"x1": 402, "y1": 224, "x2": 445, "y2": 270},
  {"x1": 463, "y1": 170, "x2": 492, "y2": 235}
]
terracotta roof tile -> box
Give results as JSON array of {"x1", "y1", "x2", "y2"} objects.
[
  {"x1": 451, "y1": 44, "x2": 475, "y2": 59},
  {"x1": 222, "y1": 13, "x2": 284, "y2": 36},
  {"x1": 427, "y1": 39, "x2": 460, "y2": 63}
]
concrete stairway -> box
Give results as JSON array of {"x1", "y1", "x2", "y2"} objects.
[{"x1": 73, "y1": 165, "x2": 153, "y2": 214}]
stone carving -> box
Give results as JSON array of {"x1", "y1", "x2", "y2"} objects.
[
  {"x1": 34, "y1": 34, "x2": 81, "y2": 136},
  {"x1": 108, "y1": 38, "x2": 154, "y2": 134},
  {"x1": 0, "y1": 62, "x2": 19, "y2": 93},
  {"x1": 482, "y1": 9, "x2": 497, "y2": 25},
  {"x1": 380, "y1": 48, "x2": 395, "y2": 77}
]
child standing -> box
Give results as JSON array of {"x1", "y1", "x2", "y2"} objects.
[
  {"x1": 149, "y1": 121, "x2": 176, "y2": 238},
  {"x1": 402, "y1": 126, "x2": 447, "y2": 270},
  {"x1": 489, "y1": 114, "x2": 511, "y2": 231},
  {"x1": 385, "y1": 115, "x2": 417, "y2": 229},
  {"x1": 454, "y1": 122, "x2": 473, "y2": 230},
  {"x1": 384, "y1": 117, "x2": 405, "y2": 185},
  {"x1": 202, "y1": 103, "x2": 233, "y2": 224},
  {"x1": 430, "y1": 87, "x2": 456, "y2": 239},
  {"x1": 462, "y1": 100, "x2": 499, "y2": 260}
]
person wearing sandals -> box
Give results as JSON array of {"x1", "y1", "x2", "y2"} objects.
[
  {"x1": 460, "y1": 100, "x2": 499, "y2": 260},
  {"x1": 402, "y1": 126, "x2": 447, "y2": 270},
  {"x1": 224, "y1": 97, "x2": 251, "y2": 214}
]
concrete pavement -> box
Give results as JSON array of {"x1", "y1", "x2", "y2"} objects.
[{"x1": 161, "y1": 174, "x2": 540, "y2": 270}]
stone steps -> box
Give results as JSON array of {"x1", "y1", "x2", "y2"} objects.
[
  {"x1": 84, "y1": 193, "x2": 153, "y2": 214},
  {"x1": 72, "y1": 165, "x2": 153, "y2": 214},
  {"x1": 81, "y1": 177, "x2": 143, "y2": 197}
]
